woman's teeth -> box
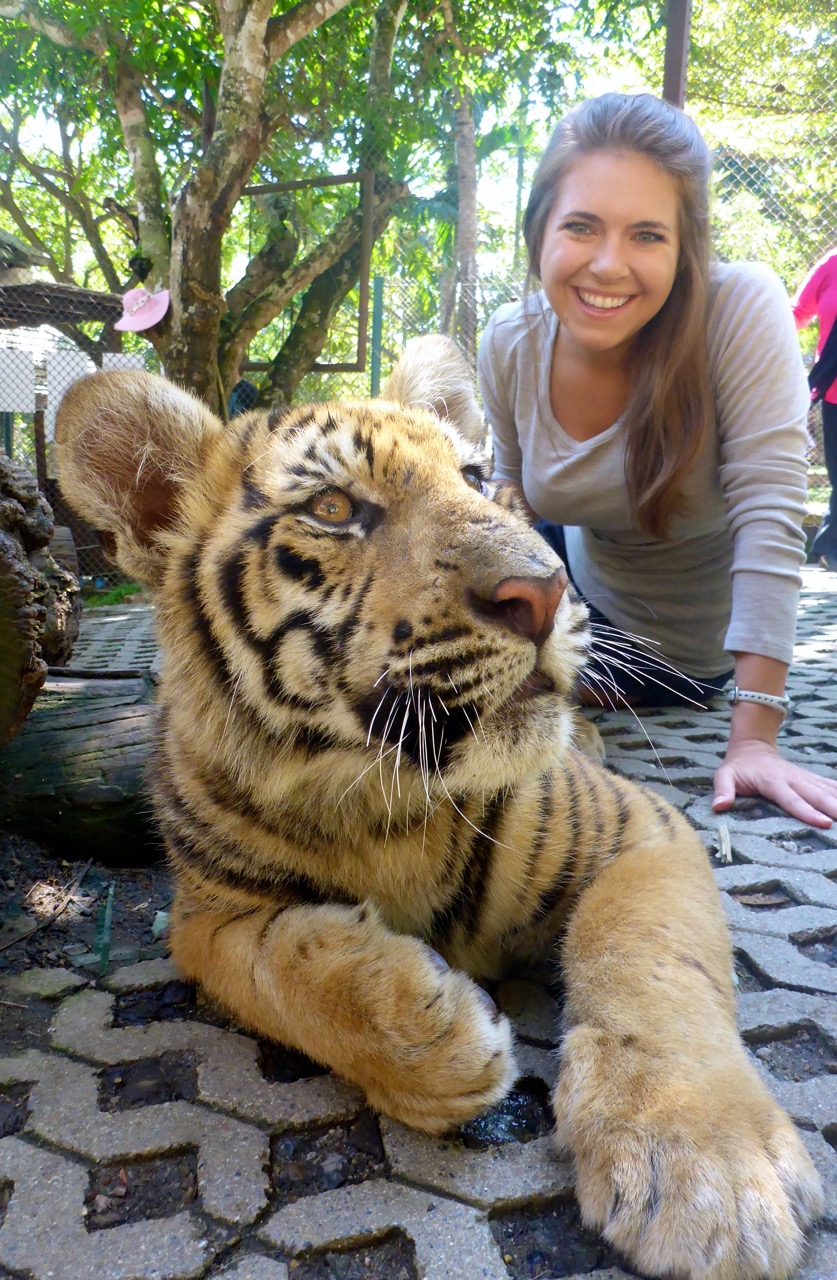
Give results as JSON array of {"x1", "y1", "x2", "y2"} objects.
[{"x1": 577, "y1": 290, "x2": 630, "y2": 309}]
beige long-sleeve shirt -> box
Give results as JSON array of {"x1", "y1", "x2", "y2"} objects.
[{"x1": 478, "y1": 261, "x2": 810, "y2": 679}]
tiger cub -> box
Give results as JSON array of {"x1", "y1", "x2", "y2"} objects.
[{"x1": 56, "y1": 339, "x2": 821, "y2": 1280}]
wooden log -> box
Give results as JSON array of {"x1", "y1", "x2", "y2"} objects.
[{"x1": 0, "y1": 674, "x2": 162, "y2": 863}]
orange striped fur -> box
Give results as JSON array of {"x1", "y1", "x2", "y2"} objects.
[{"x1": 56, "y1": 339, "x2": 821, "y2": 1280}]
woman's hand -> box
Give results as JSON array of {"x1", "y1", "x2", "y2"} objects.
[{"x1": 713, "y1": 738, "x2": 837, "y2": 828}]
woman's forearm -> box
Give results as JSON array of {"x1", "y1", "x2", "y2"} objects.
[{"x1": 728, "y1": 652, "x2": 790, "y2": 748}]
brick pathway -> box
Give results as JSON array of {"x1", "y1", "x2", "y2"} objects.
[{"x1": 1, "y1": 567, "x2": 836, "y2": 1280}]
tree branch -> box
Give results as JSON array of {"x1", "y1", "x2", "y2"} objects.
[
  {"x1": 0, "y1": 182, "x2": 67, "y2": 281},
  {"x1": 224, "y1": 206, "x2": 299, "y2": 316},
  {"x1": 218, "y1": 200, "x2": 368, "y2": 386},
  {"x1": 0, "y1": 122, "x2": 122, "y2": 290},
  {"x1": 111, "y1": 59, "x2": 171, "y2": 288},
  {"x1": 263, "y1": 184, "x2": 402, "y2": 404},
  {"x1": 0, "y1": 1, "x2": 113, "y2": 57},
  {"x1": 217, "y1": 0, "x2": 408, "y2": 390},
  {"x1": 265, "y1": 0, "x2": 354, "y2": 62}
]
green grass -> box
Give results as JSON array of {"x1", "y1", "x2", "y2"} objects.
[{"x1": 83, "y1": 582, "x2": 144, "y2": 607}]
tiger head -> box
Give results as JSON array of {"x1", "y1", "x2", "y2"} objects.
[{"x1": 56, "y1": 339, "x2": 590, "y2": 807}]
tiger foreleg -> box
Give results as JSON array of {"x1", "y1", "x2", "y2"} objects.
[
  {"x1": 170, "y1": 895, "x2": 516, "y2": 1134},
  {"x1": 554, "y1": 820, "x2": 823, "y2": 1280}
]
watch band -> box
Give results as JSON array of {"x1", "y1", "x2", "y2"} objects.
[{"x1": 727, "y1": 686, "x2": 791, "y2": 717}]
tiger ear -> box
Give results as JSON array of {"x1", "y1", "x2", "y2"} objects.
[
  {"x1": 56, "y1": 370, "x2": 222, "y2": 588},
  {"x1": 382, "y1": 335, "x2": 485, "y2": 446}
]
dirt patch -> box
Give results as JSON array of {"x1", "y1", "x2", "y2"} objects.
[
  {"x1": 490, "y1": 1196, "x2": 640, "y2": 1277},
  {"x1": 270, "y1": 1110, "x2": 387, "y2": 1207},
  {"x1": 0, "y1": 1082, "x2": 31, "y2": 1136},
  {"x1": 287, "y1": 1229, "x2": 418, "y2": 1280},
  {"x1": 748, "y1": 1026, "x2": 837, "y2": 1080},
  {"x1": 0, "y1": 831, "x2": 171, "y2": 980},
  {"x1": 85, "y1": 1149, "x2": 198, "y2": 1231},
  {"x1": 97, "y1": 1051, "x2": 199, "y2": 1112}
]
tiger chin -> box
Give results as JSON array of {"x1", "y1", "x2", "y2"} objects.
[{"x1": 56, "y1": 339, "x2": 821, "y2": 1280}]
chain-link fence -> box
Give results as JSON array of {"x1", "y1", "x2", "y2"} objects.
[
  {"x1": 686, "y1": 0, "x2": 836, "y2": 480},
  {"x1": 0, "y1": 283, "x2": 156, "y2": 588}
]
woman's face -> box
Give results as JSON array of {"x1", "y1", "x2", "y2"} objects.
[{"x1": 538, "y1": 148, "x2": 681, "y2": 360}]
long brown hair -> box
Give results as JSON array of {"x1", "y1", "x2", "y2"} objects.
[{"x1": 524, "y1": 92, "x2": 714, "y2": 539}]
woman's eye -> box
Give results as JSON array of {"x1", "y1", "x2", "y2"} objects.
[
  {"x1": 309, "y1": 489, "x2": 354, "y2": 522},
  {"x1": 563, "y1": 221, "x2": 592, "y2": 234},
  {"x1": 462, "y1": 468, "x2": 486, "y2": 494}
]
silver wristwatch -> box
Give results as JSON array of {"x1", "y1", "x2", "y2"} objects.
[{"x1": 727, "y1": 686, "x2": 791, "y2": 718}]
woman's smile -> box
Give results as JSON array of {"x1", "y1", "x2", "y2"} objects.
[{"x1": 574, "y1": 287, "x2": 636, "y2": 313}]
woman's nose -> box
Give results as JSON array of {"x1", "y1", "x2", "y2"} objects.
[{"x1": 589, "y1": 236, "x2": 628, "y2": 280}]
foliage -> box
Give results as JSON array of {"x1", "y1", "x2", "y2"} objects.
[
  {"x1": 83, "y1": 580, "x2": 143, "y2": 606},
  {"x1": 0, "y1": 0, "x2": 832, "y2": 406},
  {"x1": 0, "y1": 0, "x2": 665, "y2": 406}
]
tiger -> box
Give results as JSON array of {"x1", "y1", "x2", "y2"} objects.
[{"x1": 55, "y1": 337, "x2": 822, "y2": 1280}]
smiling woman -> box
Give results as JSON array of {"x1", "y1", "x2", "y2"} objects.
[{"x1": 478, "y1": 91, "x2": 837, "y2": 830}]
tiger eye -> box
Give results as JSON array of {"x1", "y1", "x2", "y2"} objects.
[
  {"x1": 462, "y1": 469, "x2": 483, "y2": 492},
  {"x1": 310, "y1": 489, "x2": 354, "y2": 522}
]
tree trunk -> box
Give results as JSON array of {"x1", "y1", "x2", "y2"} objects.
[
  {"x1": 513, "y1": 91, "x2": 529, "y2": 278},
  {"x1": 0, "y1": 456, "x2": 80, "y2": 744},
  {"x1": 453, "y1": 93, "x2": 478, "y2": 368}
]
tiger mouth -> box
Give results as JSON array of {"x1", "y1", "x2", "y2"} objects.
[{"x1": 514, "y1": 669, "x2": 555, "y2": 700}]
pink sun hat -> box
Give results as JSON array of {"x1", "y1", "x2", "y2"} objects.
[{"x1": 113, "y1": 286, "x2": 170, "y2": 332}]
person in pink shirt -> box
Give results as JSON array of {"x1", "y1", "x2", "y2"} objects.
[{"x1": 793, "y1": 248, "x2": 837, "y2": 571}]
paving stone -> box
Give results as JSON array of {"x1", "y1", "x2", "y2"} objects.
[
  {"x1": 722, "y1": 900, "x2": 837, "y2": 940},
  {"x1": 217, "y1": 1258, "x2": 289, "y2": 1280},
  {"x1": 0, "y1": 1136, "x2": 208, "y2": 1279},
  {"x1": 737, "y1": 987, "x2": 837, "y2": 1040},
  {"x1": 1, "y1": 966, "x2": 87, "y2": 999},
  {"x1": 103, "y1": 957, "x2": 182, "y2": 992},
  {"x1": 496, "y1": 980, "x2": 560, "y2": 1045},
  {"x1": 49, "y1": 988, "x2": 363, "y2": 1128},
  {"x1": 0, "y1": 1049, "x2": 269, "y2": 1224},
  {"x1": 715, "y1": 864, "x2": 837, "y2": 910},
  {"x1": 688, "y1": 797, "x2": 817, "y2": 840},
  {"x1": 799, "y1": 1131, "x2": 837, "y2": 1229},
  {"x1": 733, "y1": 931, "x2": 837, "y2": 995},
  {"x1": 721, "y1": 830, "x2": 837, "y2": 875},
  {"x1": 260, "y1": 1180, "x2": 509, "y2": 1280},
  {"x1": 737, "y1": 931, "x2": 837, "y2": 998},
  {"x1": 380, "y1": 1118, "x2": 572, "y2": 1209},
  {"x1": 795, "y1": 1227, "x2": 837, "y2": 1279}
]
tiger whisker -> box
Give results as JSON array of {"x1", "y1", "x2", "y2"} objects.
[
  {"x1": 214, "y1": 669, "x2": 244, "y2": 763},
  {"x1": 589, "y1": 640, "x2": 707, "y2": 712},
  {"x1": 592, "y1": 632, "x2": 704, "y2": 684},
  {"x1": 429, "y1": 717, "x2": 518, "y2": 855},
  {"x1": 377, "y1": 690, "x2": 406, "y2": 818},
  {"x1": 579, "y1": 668, "x2": 674, "y2": 785},
  {"x1": 460, "y1": 703, "x2": 481, "y2": 744},
  {"x1": 366, "y1": 684, "x2": 395, "y2": 747},
  {"x1": 471, "y1": 703, "x2": 488, "y2": 745},
  {"x1": 336, "y1": 740, "x2": 400, "y2": 805}
]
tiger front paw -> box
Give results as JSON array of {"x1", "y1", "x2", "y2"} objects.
[
  {"x1": 360, "y1": 950, "x2": 517, "y2": 1134},
  {"x1": 554, "y1": 1025, "x2": 823, "y2": 1280}
]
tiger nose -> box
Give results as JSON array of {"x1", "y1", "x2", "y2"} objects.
[{"x1": 471, "y1": 568, "x2": 567, "y2": 646}]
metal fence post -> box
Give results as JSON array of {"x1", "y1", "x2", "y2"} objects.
[
  {"x1": 370, "y1": 275, "x2": 384, "y2": 397},
  {"x1": 663, "y1": 0, "x2": 692, "y2": 108}
]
